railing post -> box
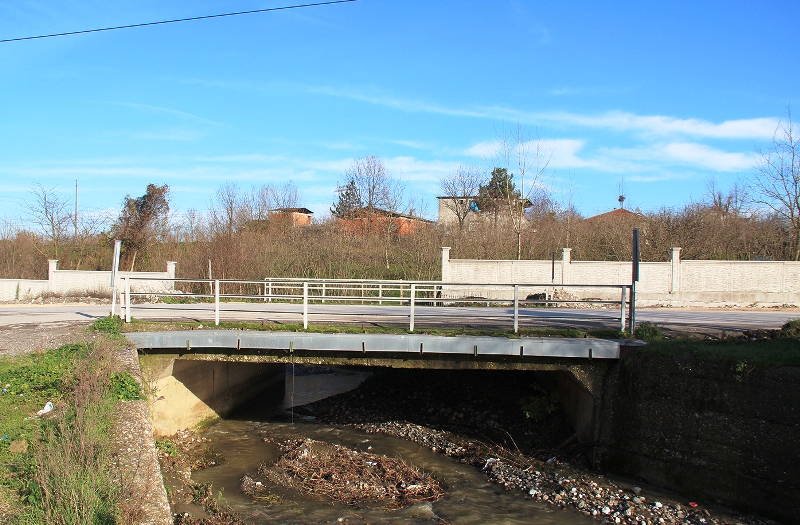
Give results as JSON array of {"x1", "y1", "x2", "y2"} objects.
[
  {"x1": 620, "y1": 286, "x2": 627, "y2": 333},
  {"x1": 214, "y1": 279, "x2": 220, "y2": 326},
  {"x1": 378, "y1": 283, "x2": 383, "y2": 305},
  {"x1": 410, "y1": 283, "x2": 416, "y2": 332},
  {"x1": 629, "y1": 281, "x2": 636, "y2": 334},
  {"x1": 513, "y1": 284, "x2": 519, "y2": 333},
  {"x1": 268, "y1": 279, "x2": 272, "y2": 303},
  {"x1": 263, "y1": 279, "x2": 267, "y2": 302},
  {"x1": 303, "y1": 282, "x2": 308, "y2": 329},
  {"x1": 124, "y1": 277, "x2": 131, "y2": 323},
  {"x1": 322, "y1": 282, "x2": 326, "y2": 304}
]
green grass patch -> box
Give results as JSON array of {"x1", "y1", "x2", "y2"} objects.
[
  {"x1": 109, "y1": 371, "x2": 144, "y2": 401},
  {"x1": 635, "y1": 337, "x2": 800, "y2": 367},
  {"x1": 88, "y1": 316, "x2": 123, "y2": 335},
  {"x1": 0, "y1": 340, "x2": 131, "y2": 523}
]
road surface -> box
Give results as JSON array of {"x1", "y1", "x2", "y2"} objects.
[{"x1": 1, "y1": 302, "x2": 797, "y2": 335}]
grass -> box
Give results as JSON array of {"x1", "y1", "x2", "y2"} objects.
[
  {"x1": 0, "y1": 332, "x2": 135, "y2": 524},
  {"x1": 121, "y1": 317, "x2": 626, "y2": 340},
  {"x1": 637, "y1": 338, "x2": 800, "y2": 367}
]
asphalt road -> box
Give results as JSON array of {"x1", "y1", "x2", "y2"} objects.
[{"x1": 1, "y1": 302, "x2": 797, "y2": 335}]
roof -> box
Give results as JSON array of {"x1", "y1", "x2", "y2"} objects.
[
  {"x1": 272, "y1": 207, "x2": 313, "y2": 214},
  {"x1": 585, "y1": 208, "x2": 646, "y2": 222},
  {"x1": 350, "y1": 207, "x2": 434, "y2": 223}
]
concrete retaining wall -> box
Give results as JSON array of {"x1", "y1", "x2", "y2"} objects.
[
  {"x1": 0, "y1": 260, "x2": 177, "y2": 301},
  {"x1": 441, "y1": 247, "x2": 800, "y2": 307}
]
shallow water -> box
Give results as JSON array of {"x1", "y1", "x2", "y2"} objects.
[{"x1": 192, "y1": 368, "x2": 595, "y2": 525}]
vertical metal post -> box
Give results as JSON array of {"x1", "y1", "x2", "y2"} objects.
[
  {"x1": 110, "y1": 239, "x2": 121, "y2": 317},
  {"x1": 322, "y1": 282, "x2": 326, "y2": 304},
  {"x1": 268, "y1": 279, "x2": 272, "y2": 303},
  {"x1": 409, "y1": 283, "x2": 416, "y2": 332},
  {"x1": 124, "y1": 277, "x2": 131, "y2": 323},
  {"x1": 214, "y1": 279, "x2": 220, "y2": 326},
  {"x1": 620, "y1": 286, "x2": 627, "y2": 333},
  {"x1": 631, "y1": 228, "x2": 640, "y2": 334},
  {"x1": 513, "y1": 284, "x2": 519, "y2": 333},
  {"x1": 378, "y1": 283, "x2": 383, "y2": 305},
  {"x1": 303, "y1": 282, "x2": 308, "y2": 329},
  {"x1": 263, "y1": 279, "x2": 267, "y2": 302}
]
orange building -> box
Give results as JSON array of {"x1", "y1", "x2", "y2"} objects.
[{"x1": 338, "y1": 207, "x2": 433, "y2": 236}]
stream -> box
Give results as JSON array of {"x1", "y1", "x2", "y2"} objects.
[{"x1": 189, "y1": 366, "x2": 596, "y2": 525}]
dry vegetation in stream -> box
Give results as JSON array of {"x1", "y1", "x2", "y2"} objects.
[{"x1": 257, "y1": 437, "x2": 443, "y2": 509}]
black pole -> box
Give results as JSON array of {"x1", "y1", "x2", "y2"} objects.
[
  {"x1": 630, "y1": 228, "x2": 640, "y2": 332},
  {"x1": 551, "y1": 251, "x2": 555, "y2": 282}
]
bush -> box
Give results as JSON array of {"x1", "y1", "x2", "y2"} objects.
[
  {"x1": 88, "y1": 316, "x2": 123, "y2": 335},
  {"x1": 780, "y1": 318, "x2": 800, "y2": 338},
  {"x1": 109, "y1": 371, "x2": 144, "y2": 401},
  {"x1": 633, "y1": 321, "x2": 664, "y2": 342}
]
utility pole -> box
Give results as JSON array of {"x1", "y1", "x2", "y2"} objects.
[{"x1": 74, "y1": 179, "x2": 78, "y2": 240}]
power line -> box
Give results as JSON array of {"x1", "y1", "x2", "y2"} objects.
[{"x1": 0, "y1": 0, "x2": 358, "y2": 44}]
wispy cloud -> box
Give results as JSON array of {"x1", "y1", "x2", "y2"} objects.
[
  {"x1": 108, "y1": 102, "x2": 223, "y2": 126},
  {"x1": 307, "y1": 86, "x2": 778, "y2": 140}
]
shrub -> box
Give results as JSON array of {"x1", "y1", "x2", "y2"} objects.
[
  {"x1": 633, "y1": 321, "x2": 664, "y2": 342},
  {"x1": 88, "y1": 316, "x2": 123, "y2": 335}
]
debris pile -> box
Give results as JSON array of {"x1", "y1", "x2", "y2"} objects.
[{"x1": 259, "y1": 438, "x2": 443, "y2": 508}]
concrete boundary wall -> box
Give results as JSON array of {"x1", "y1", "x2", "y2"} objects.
[
  {"x1": 441, "y1": 247, "x2": 800, "y2": 307},
  {"x1": 0, "y1": 260, "x2": 177, "y2": 301}
]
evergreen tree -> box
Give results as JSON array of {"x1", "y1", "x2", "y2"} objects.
[
  {"x1": 475, "y1": 167, "x2": 519, "y2": 212},
  {"x1": 330, "y1": 178, "x2": 363, "y2": 218}
]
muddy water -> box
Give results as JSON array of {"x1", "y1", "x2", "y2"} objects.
[{"x1": 193, "y1": 368, "x2": 595, "y2": 525}]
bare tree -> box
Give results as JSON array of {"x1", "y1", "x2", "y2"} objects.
[
  {"x1": 494, "y1": 124, "x2": 552, "y2": 259},
  {"x1": 23, "y1": 183, "x2": 72, "y2": 259},
  {"x1": 438, "y1": 165, "x2": 484, "y2": 232},
  {"x1": 751, "y1": 108, "x2": 800, "y2": 260},
  {"x1": 210, "y1": 182, "x2": 250, "y2": 236},
  {"x1": 253, "y1": 181, "x2": 301, "y2": 220}
]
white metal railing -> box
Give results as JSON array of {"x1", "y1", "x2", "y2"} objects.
[{"x1": 119, "y1": 277, "x2": 636, "y2": 333}]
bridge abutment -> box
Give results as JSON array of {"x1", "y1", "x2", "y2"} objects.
[{"x1": 140, "y1": 354, "x2": 285, "y2": 436}]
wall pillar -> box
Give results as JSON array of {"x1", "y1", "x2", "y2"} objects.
[
  {"x1": 47, "y1": 260, "x2": 58, "y2": 292},
  {"x1": 561, "y1": 248, "x2": 571, "y2": 285},
  {"x1": 441, "y1": 247, "x2": 451, "y2": 282},
  {"x1": 670, "y1": 247, "x2": 681, "y2": 294},
  {"x1": 166, "y1": 261, "x2": 177, "y2": 279}
]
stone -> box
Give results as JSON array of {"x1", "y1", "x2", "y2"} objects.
[{"x1": 631, "y1": 486, "x2": 642, "y2": 495}]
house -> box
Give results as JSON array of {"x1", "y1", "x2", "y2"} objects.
[
  {"x1": 585, "y1": 208, "x2": 646, "y2": 223},
  {"x1": 270, "y1": 207, "x2": 314, "y2": 226},
  {"x1": 338, "y1": 207, "x2": 433, "y2": 236},
  {"x1": 437, "y1": 196, "x2": 532, "y2": 230}
]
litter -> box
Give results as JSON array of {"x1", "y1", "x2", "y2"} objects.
[{"x1": 36, "y1": 401, "x2": 54, "y2": 416}]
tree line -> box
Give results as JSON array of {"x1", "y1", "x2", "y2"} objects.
[{"x1": 1, "y1": 112, "x2": 798, "y2": 281}]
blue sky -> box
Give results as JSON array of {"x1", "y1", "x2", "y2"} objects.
[{"x1": 1, "y1": 0, "x2": 798, "y2": 226}]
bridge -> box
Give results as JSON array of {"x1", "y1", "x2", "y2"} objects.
[{"x1": 130, "y1": 328, "x2": 641, "y2": 461}]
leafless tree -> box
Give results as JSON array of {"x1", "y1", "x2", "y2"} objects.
[
  {"x1": 750, "y1": 108, "x2": 800, "y2": 260},
  {"x1": 438, "y1": 165, "x2": 484, "y2": 232},
  {"x1": 494, "y1": 124, "x2": 552, "y2": 259},
  {"x1": 23, "y1": 183, "x2": 72, "y2": 259},
  {"x1": 210, "y1": 182, "x2": 251, "y2": 236},
  {"x1": 252, "y1": 181, "x2": 302, "y2": 220}
]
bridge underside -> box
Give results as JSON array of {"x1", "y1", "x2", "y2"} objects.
[{"x1": 131, "y1": 331, "x2": 626, "y2": 445}]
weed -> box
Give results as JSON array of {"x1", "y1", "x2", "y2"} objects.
[
  {"x1": 633, "y1": 321, "x2": 664, "y2": 342},
  {"x1": 109, "y1": 371, "x2": 144, "y2": 401},
  {"x1": 780, "y1": 318, "x2": 800, "y2": 338},
  {"x1": 155, "y1": 439, "x2": 178, "y2": 457},
  {"x1": 88, "y1": 316, "x2": 123, "y2": 335}
]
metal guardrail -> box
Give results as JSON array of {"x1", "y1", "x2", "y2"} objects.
[{"x1": 119, "y1": 277, "x2": 636, "y2": 333}]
